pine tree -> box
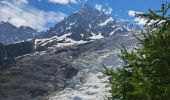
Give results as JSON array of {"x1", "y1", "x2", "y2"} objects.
[{"x1": 105, "y1": 2, "x2": 170, "y2": 100}]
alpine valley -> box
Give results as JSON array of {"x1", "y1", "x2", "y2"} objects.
[{"x1": 0, "y1": 4, "x2": 141, "y2": 100}]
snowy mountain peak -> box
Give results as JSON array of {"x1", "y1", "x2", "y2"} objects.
[
  {"x1": 0, "y1": 21, "x2": 39, "y2": 44},
  {"x1": 40, "y1": 4, "x2": 140, "y2": 49},
  {"x1": 82, "y1": 4, "x2": 93, "y2": 11}
]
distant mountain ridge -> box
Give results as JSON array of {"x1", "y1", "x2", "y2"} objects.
[
  {"x1": 34, "y1": 4, "x2": 140, "y2": 50},
  {"x1": 0, "y1": 21, "x2": 40, "y2": 44},
  {"x1": 0, "y1": 4, "x2": 139, "y2": 46},
  {"x1": 42, "y1": 4, "x2": 139, "y2": 41},
  {"x1": 0, "y1": 4, "x2": 142, "y2": 100}
]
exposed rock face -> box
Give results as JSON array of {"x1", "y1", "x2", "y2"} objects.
[
  {"x1": 48, "y1": 31, "x2": 139, "y2": 100},
  {"x1": 0, "y1": 31, "x2": 139, "y2": 100},
  {"x1": 0, "y1": 41, "x2": 35, "y2": 59},
  {"x1": 0, "y1": 41, "x2": 35, "y2": 69},
  {"x1": 0, "y1": 22, "x2": 40, "y2": 44},
  {"x1": 32, "y1": 4, "x2": 139, "y2": 54},
  {"x1": 0, "y1": 4, "x2": 139, "y2": 51},
  {"x1": 42, "y1": 4, "x2": 139, "y2": 41},
  {"x1": 0, "y1": 4, "x2": 141, "y2": 100},
  {"x1": 0, "y1": 4, "x2": 139, "y2": 45}
]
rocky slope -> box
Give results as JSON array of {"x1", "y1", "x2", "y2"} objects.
[
  {"x1": 48, "y1": 31, "x2": 140, "y2": 100},
  {"x1": 0, "y1": 41, "x2": 35, "y2": 69},
  {"x1": 0, "y1": 4, "x2": 139, "y2": 47},
  {"x1": 0, "y1": 4, "x2": 141, "y2": 100},
  {"x1": 35, "y1": 4, "x2": 139, "y2": 52},
  {"x1": 0, "y1": 30, "x2": 140, "y2": 100},
  {"x1": 0, "y1": 22, "x2": 40, "y2": 44},
  {"x1": 44, "y1": 4, "x2": 139, "y2": 40}
]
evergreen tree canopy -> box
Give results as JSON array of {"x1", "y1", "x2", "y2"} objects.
[{"x1": 105, "y1": 2, "x2": 170, "y2": 100}]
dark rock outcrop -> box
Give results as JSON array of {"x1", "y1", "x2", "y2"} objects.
[
  {"x1": 0, "y1": 41, "x2": 35, "y2": 69},
  {"x1": 0, "y1": 30, "x2": 139, "y2": 100}
]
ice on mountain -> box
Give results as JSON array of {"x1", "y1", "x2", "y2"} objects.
[
  {"x1": 80, "y1": 33, "x2": 84, "y2": 38},
  {"x1": 66, "y1": 26, "x2": 71, "y2": 30},
  {"x1": 89, "y1": 33, "x2": 104, "y2": 40},
  {"x1": 73, "y1": 96, "x2": 82, "y2": 100},
  {"x1": 99, "y1": 17, "x2": 113, "y2": 26},
  {"x1": 70, "y1": 22, "x2": 76, "y2": 26}
]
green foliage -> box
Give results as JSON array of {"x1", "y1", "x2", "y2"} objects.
[{"x1": 105, "y1": 2, "x2": 170, "y2": 100}]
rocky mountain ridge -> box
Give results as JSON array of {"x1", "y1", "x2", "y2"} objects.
[
  {"x1": 0, "y1": 4, "x2": 141, "y2": 100},
  {"x1": 0, "y1": 30, "x2": 140, "y2": 100},
  {"x1": 43, "y1": 4, "x2": 139, "y2": 41},
  {"x1": 34, "y1": 4, "x2": 140, "y2": 51},
  {"x1": 0, "y1": 21, "x2": 41, "y2": 44},
  {"x1": 0, "y1": 4, "x2": 139, "y2": 47}
]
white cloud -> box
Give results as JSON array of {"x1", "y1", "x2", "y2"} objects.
[
  {"x1": 128, "y1": 10, "x2": 143, "y2": 17},
  {"x1": 134, "y1": 18, "x2": 147, "y2": 25},
  {"x1": 10, "y1": 17, "x2": 26, "y2": 27},
  {"x1": 128, "y1": 10, "x2": 136, "y2": 17},
  {"x1": 0, "y1": 0, "x2": 67, "y2": 31},
  {"x1": 103, "y1": 7, "x2": 112, "y2": 14},
  {"x1": 48, "y1": 0, "x2": 78, "y2": 5},
  {"x1": 19, "y1": 0, "x2": 28, "y2": 4},
  {"x1": 95, "y1": 4, "x2": 112, "y2": 15},
  {"x1": 128, "y1": 10, "x2": 146, "y2": 25},
  {"x1": 95, "y1": 4, "x2": 102, "y2": 11}
]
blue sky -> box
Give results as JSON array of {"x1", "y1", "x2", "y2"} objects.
[
  {"x1": 29, "y1": 0, "x2": 168, "y2": 18},
  {"x1": 0, "y1": 0, "x2": 169, "y2": 31}
]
